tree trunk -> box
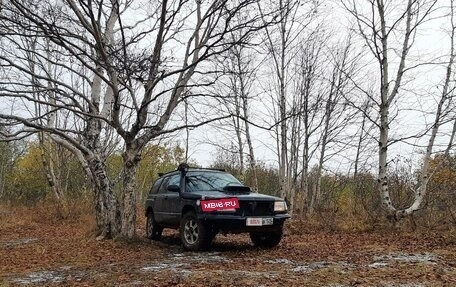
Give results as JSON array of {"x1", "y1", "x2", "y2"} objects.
[
  {"x1": 311, "y1": 157, "x2": 325, "y2": 215},
  {"x1": 399, "y1": 7, "x2": 455, "y2": 218},
  {"x1": 245, "y1": 122, "x2": 258, "y2": 192},
  {"x1": 311, "y1": 95, "x2": 333, "y2": 214},
  {"x1": 301, "y1": 103, "x2": 310, "y2": 215},
  {"x1": 279, "y1": 91, "x2": 288, "y2": 200},
  {"x1": 87, "y1": 156, "x2": 120, "y2": 239},
  {"x1": 39, "y1": 133, "x2": 69, "y2": 218},
  {"x1": 301, "y1": 140, "x2": 309, "y2": 215},
  {"x1": 378, "y1": 103, "x2": 396, "y2": 217},
  {"x1": 354, "y1": 106, "x2": 367, "y2": 177},
  {"x1": 233, "y1": 101, "x2": 244, "y2": 177},
  {"x1": 121, "y1": 147, "x2": 141, "y2": 238},
  {"x1": 287, "y1": 103, "x2": 300, "y2": 215},
  {"x1": 239, "y1": 67, "x2": 258, "y2": 192}
]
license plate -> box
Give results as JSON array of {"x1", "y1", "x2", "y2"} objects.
[{"x1": 246, "y1": 217, "x2": 273, "y2": 226}]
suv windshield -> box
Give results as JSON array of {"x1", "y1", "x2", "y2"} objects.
[{"x1": 185, "y1": 171, "x2": 242, "y2": 192}]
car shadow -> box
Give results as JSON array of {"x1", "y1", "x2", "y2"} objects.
[{"x1": 156, "y1": 233, "x2": 256, "y2": 253}]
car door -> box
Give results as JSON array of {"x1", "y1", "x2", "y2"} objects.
[
  {"x1": 154, "y1": 174, "x2": 181, "y2": 226},
  {"x1": 165, "y1": 174, "x2": 182, "y2": 226},
  {"x1": 152, "y1": 176, "x2": 170, "y2": 224},
  {"x1": 146, "y1": 177, "x2": 163, "y2": 220}
]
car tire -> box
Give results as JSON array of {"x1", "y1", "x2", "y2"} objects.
[
  {"x1": 146, "y1": 212, "x2": 163, "y2": 241},
  {"x1": 180, "y1": 211, "x2": 212, "y2": 251},
  {"x1": 250, "y1": 229, "x2": 283, "y2": 248}
]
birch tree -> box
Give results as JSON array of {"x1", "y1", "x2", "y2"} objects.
[
  {"x1": 309, "y1": 38, "x2": 358, "y2": 214},
  {"x1": 259, "y1": 0, "x2": 319, "y2": 203},
  {"x1": 344, "y1": 0, "x2": 456, "y2": 221},
  {"x1": 289, "y1": 28, "x2": 326, "y2": 214},
  {"x1": 213, "y1": 26, "x2": 260, "y2": 190},
  {"x1": 404, "y1": 0, "x2": 456, "y2": 220},
  {"x1": 0, "y1": 0, "x2": 273, "y2": 238}
]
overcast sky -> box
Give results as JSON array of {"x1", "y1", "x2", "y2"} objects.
[{"x1": 180, "y1": 0, "x2": 455, "y2": 173}]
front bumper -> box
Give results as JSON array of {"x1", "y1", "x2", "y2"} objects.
[{"x1": 197, "y1": 213, "x2": 290, "y2": 233}]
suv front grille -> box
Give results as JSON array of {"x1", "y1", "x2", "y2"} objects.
[{"x1": 236, "y1": 201, "x2": 274, "y2": 216}]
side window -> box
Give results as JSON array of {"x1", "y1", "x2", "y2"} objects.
[
  {"x1": 150, "y1": 178, "x2": 163, "y2": 194},
  {"x1": 168, "y1": 174, "x2": 180, "y2": 187},
  {"x1": 157, "y1": 174, "x2": 180, "y2": 194},
  {"x1": 157, "y1": 177, "x2": 170, "y2": 194}
]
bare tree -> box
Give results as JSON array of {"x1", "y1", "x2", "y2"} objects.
[
  {"x1": 213, "y1": 26, "x2": 260, "y2": 190},
  {"x1": 0, "y1": 0, "x2": 274, "y2": 238},
  {"x1": 402, "y1": 0, "x2": 456, "y2": 219},
  {"x1": 344, "y1": 0, "x2": 455, "y2": 221},
  {"x1": 287, "y1": 29, "x2": 360, "y2": 215},
  {"x1": 289, "y1": 28, "x2": 326, "y2": 214},
  {"x1": 309, "y1": 37, "x2": 358, "y2": 214},
  {"x1": 258, "y1": 0, "x2": 319, "y2": 206},
  {"x1": 353, "y1": 96, "x2": 376, "y2": 178}
]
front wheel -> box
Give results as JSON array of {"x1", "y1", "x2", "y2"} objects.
[
  {"x1": 146, "y1": 212, "x2": 163, "y2": 241},
  {"x1": 180, "y1": 211, "x2": 213, "y2": 251},
  {"x1": 250, "y1": 229, "x2": 283, "y2": 248}
]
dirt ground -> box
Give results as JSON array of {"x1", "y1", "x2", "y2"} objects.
[{"x1": 1, "y1": 207, "x2": 456, "y2": 287}]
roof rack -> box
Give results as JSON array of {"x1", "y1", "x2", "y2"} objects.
[
  {"x1": 157, "y1": 165, "x2": 226, "y2": 177},
  {"x1": 191, "y1": 167, "x2": 226, "y2": 172}
]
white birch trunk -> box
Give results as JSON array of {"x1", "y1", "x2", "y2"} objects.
[{"x1": 120, "y1": 146, "x2": 140, "y2": 238}]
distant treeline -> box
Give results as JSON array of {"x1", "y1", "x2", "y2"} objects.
[{"x1": 2, "y1": 140, "x2": 454, "y2": 230}]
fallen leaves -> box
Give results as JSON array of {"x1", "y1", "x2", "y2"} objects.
[{"x1": 1, "y1": 206, "x2": 456, "y2": 286}]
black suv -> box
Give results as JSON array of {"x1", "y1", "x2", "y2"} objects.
[{"x1": 145, "y1": 164, "x2": 290, "y2": 250}]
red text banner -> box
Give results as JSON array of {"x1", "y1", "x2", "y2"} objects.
[{"x1": 201, "y1": 198, "x2": 240, "y2": 212}]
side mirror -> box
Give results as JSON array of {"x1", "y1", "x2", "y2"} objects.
[{"x1": 167, "y1": 184, "x2": 180, "y2": 193}]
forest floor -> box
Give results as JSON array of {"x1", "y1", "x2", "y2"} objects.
[{"x1": 1, "y1": 206, "x2": 456, "y2": 287}]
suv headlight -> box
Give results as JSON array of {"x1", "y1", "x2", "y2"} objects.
[{"x1": 274, "y1": 201, "x2": 287, "y2": 212}]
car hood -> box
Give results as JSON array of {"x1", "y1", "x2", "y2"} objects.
[{"x1": 181, "y1": 190, "x2": 282, "y2": 202}]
